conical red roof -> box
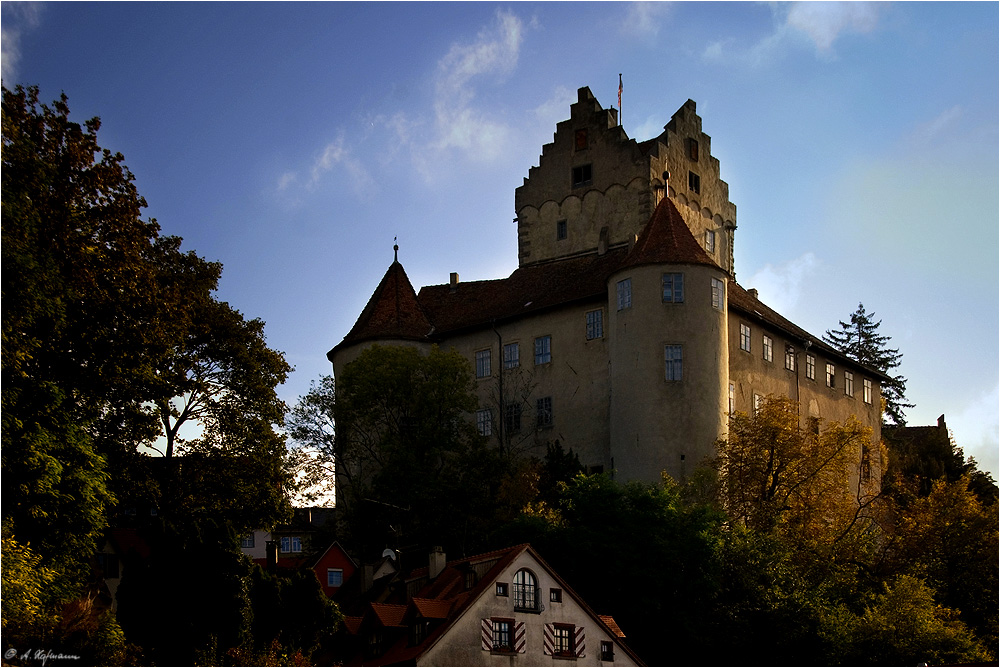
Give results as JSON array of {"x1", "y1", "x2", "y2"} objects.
[
  {"x1": 624, "y1": 196, "x2": 721, "y2": 270},
  {"x1": 335, "y1": 260, "x2": 433, "y2": 350}
]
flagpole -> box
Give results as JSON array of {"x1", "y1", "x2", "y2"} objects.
[{"x1": 618, "y1": 73, "x2": 623, "y2": 128}]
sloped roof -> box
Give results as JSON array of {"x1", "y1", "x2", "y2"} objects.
[
  {"x1": 624, "y1": 196, "x2": 720, "y2": 270},
  {"x1": 334, "y1": 260, "x2": 433, "y2": 351},
  {"x1": 727, "y1": 280, "x2": 892, "y2": 382},
  {"x1": 340, "y1": 543, "x2": 644, "y2": 666}
]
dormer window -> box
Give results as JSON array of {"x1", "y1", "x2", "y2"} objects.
[{"x1": 572, "y1": 164, "x2": 592, "y2": 188}]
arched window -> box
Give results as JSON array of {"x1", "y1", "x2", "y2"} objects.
[{"x1": 513, "y1": 569, "x2": 538, "y2": 612}]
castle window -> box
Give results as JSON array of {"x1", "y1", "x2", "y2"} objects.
[
  {"x1": 535, "y1": 336, "x2": 551, "y2": 365},
  {"x1": 505, "y1": 404, "x2": 522, "y2": 433},
  {"x1": 729, "y1": 382, "x2": 735, "y2": 415},
  {"x1": 863, "y1": 378, "x2": 873, "y2": 404},
  {"x1": 475, "y1": 349, "x2": 491, "y2": 378},
  {"x1": 575, "y1": 128, "x2": 589, "y2": 151},
  {"x1": 686, "y1": 137, "x2": 699, "y2": 161},
  {"x1": 826, "y1": 363, "x2": 836, "y2": 388},
  {"x1": 665, "y1": 345, "x2": 683, "y2": 381},
  {"x1": 688, "y1": 171, "x2": 701, "y2": 194},
  {"x1": 616, "y1": 278, "x2": 632, "y2": 310},
  {"x1": 705, "y1": 230, "x2": 715, "y2": 253},
  {"x1": 601, "y1": 641, "x2": 615, "y2": 662},
  {"x1": 477, "y1": 409, "x2": 493, "y2": 436},
  {"x1": 572, "y1": 164, "x2": 592, "y2": 188},
  {"x1": 586, "y1": 309, "x2": 603, "y2": 340},
  {"x1": 762, "y1": 336, "x2": 773, "y2": 363},
  {"x1": 844, "y1": 371, "x2": 854, "y2": 397},
  {"x1": 536, "y1": 397, "x2": 553, "y2": 428},
  {"x1": 504, "y1": 342, "x2": 520, "y2": 369},
  {"x1": 662, "y1": 273, "x2": 684, "y2": 303},
  {"x1": 740, "y1": 323, "x2": 751, "y2": 352},
  {"x1": 806, "y1": 354, "x2": 816, "y2": 380},
  {"x1": 712, "y1": 278, "x2": 725, "y2": 311},
  {"x1": 556, "y1": 219, "x2": 567, "y2": 240},
  {"x1": 785, "y1": 347, "x2": 795, "y2": 371}
]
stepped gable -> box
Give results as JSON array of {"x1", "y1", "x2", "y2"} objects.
[
  {"x1": 417, "y1": 246, "x2": 629, "y2": 336},
  {"x1": 334, "y1": 260, "x2": 433, "y2": 351},
  {"x1": 623, "y1": 196, "x2": 721, "y2": 271}
]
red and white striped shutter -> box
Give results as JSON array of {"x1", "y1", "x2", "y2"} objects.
[
  {"x1": 542, "y1": 623, "x2": 554, "y2": 655},
  {"x1": 574, "y1": 625, "x2": 586, "y2": 658},
  {"x1": 481, "y1": 619, "x2": 492, "y2": 651},
  {"x1": 514, "y1": 621, "x2": 526, "y2": 653}
]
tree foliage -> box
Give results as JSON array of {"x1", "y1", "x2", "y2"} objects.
[{"x1": 824, "y1": 302, "x2": 912, "y2": 426}]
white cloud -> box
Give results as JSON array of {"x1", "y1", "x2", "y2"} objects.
[
  {"x1": 745, "y1": 252, "x2": 819, "y2": 315},
  {"x1": 430, "y1": 9, "x2": 524, "y2": 159},
  {"x1": 620, "y1": 2, "x2": 671, "y2": 38},
  {"x1": 783, "y1": 1, "x2": 881, "y2": 53},
  {"x1": 1, "y1": 2, "x2": 42, "y2": 83},
  {"x1": 909, "y1": 105, "x2": 963, "y2": 144},
  {"x1": 948, "y1": 383, "x2": 1000, "y2": 478}
]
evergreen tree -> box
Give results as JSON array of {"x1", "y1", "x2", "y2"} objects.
[{"x1": 824, "y1": 303, "x2": 912, "y2": 426}]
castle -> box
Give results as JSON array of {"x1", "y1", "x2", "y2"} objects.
[{"x1": 328, "y1": 87, "x2": 887, "y2": 487}]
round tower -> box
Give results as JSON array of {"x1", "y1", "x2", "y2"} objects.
[{"x1": 607, "y1": 197, "x2": 729, "y2": 483}]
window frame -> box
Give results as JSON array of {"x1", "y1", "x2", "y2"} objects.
[
  {"x1": 863, "y1": 378, "x2": 873, "y2": 404},
  {"x1": 241, "y1": 533, "x2": 255, "y2": 549},
  {"x1": 784, "y1": 347, "x2": 795, "y2": 371},
  {"x1": 711, "y1": 277, "x2": 725, "y2": 311},
  {"x1": 327, "y1": 568, "x2": 344, "y2": 588},
  {"x1": 600, "y1": 640, "x2": 615, "y2": 662},
  {"x1": 762, "y1": 335, "x2": 773, "y2": 363},
  {"x1": 496, "y1": 582, "x2": 509, "y2": 597},
  {"x1": 505, "y1": 403, "x2": 522, "y2": 434},
  {"x1": 616, "y1": 278, "x2": 632, "y2": 310},
  {"x1": 512, "y1": 569, "x2": 539, "y2": 613},
  {"x1": 664, "y1": 344, "x2": 683, "y2": 382},
  {"x1": 475, "y1": 348, "x2": 491, "y2": 379},
  {"x1": 844, "y1": 371, "x2": 854, "y2": 397},
  {"x1": 705, "y1": 229, "x2": 715, "y2": 253},
  {"x1": 550, "y1": 588, "x2": 562, "y2": 603},
  {"x1": 826, "y1": 363, "x2": 836, "y2": 388},
  {"x1": 806, "y1": 354, "x2": 816, "y2": 380},
  {"x1": 662, "y1": 272, "x2": 684, "y2": 304},
  {"x1": 556, "y1": 219, "x2": 567, "y2": 240},
  {"x1": 534, "y1": 335, "x2": 552, "y2": 365},
  {"x1": 571, "y1": 164, "x2": 592, "y2": 188},
  {"x1": 476, "y1": 408, "x2": 493, "y2": 436},
  {"x1": 688, "y1": 170, "x2": 701, "y2": 194},
  {"x1": 553, "y1": 624, "x2": 575, "y2": 657},
  {"x1": 491, "y1": 617, "x2": 515, "y2": 653},
  {"x1": 536, "y1": 396, "x2": 553, "y2": 428},
  {"x1": 503, "y1": 342, "x2": 520, "y2": 369},
  {"x1": 740, "y1": 323, "x2": 751, "y2": 352},
  {"x1": 585, "y1": 308, "x2": 603, "y2": 340}
]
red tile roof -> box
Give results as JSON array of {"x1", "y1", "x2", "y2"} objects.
[
  {"x1": 411, "y1": 597, "x2": 452, "y2": 619},
  {"x1": 334, "y1": 261, "x2": 433, "y2": 351},
  {"x1": 369, "y1": 603, "x2": 408, "y2": 628},
  {"x1": 624, "y1": 196, "x2": 720, "y2": 270},
  {"x1": 600, "y1": 615, "x2": 626, "y2": 638}
]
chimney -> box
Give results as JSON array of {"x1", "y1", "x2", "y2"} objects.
[
  {"x1": 265, "y1": 540, "x2": 278, "y2": 572},
  {"x1": 748, "y1": 288, "x2": 758, "y2": 300},
  {"x1": 449, "y1": 273, "x2": 459, "y2": 292},
  {"x1": 428, "y1": 546, "x2": 446, "y2": 580},
  {"x1": 361, "y1": 563, "x2": 374, "y2": 593}
]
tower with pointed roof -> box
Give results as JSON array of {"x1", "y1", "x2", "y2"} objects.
[{"x1": 329, "y1": 88, "x2": 887, "y2": 496}]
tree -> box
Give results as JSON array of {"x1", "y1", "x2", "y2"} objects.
[
  {"x1": 298, "y1": 344, "x2": 507, "y2": 556},
  {"x1": 713, "y1": 396, "x2": 881, "y2": 548},
  {"x1": 824, "y1": 302, "x2": 912, "y2": 426},
  {"x1": 285, "y1": 375, "x2": 337, "y2": 506}
]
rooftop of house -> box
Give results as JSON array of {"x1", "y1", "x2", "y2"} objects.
[{"x1": 336, "y1": 543, "x2": 642, "y2": 666}]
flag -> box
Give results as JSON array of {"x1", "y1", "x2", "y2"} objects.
[{"x1": 618, "y1": 73, "x2": 622, "y2": 111}]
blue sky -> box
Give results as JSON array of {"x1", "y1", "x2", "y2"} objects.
[{"x1": 4, "y1": 2, "x2": 997, "y2": 476}]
